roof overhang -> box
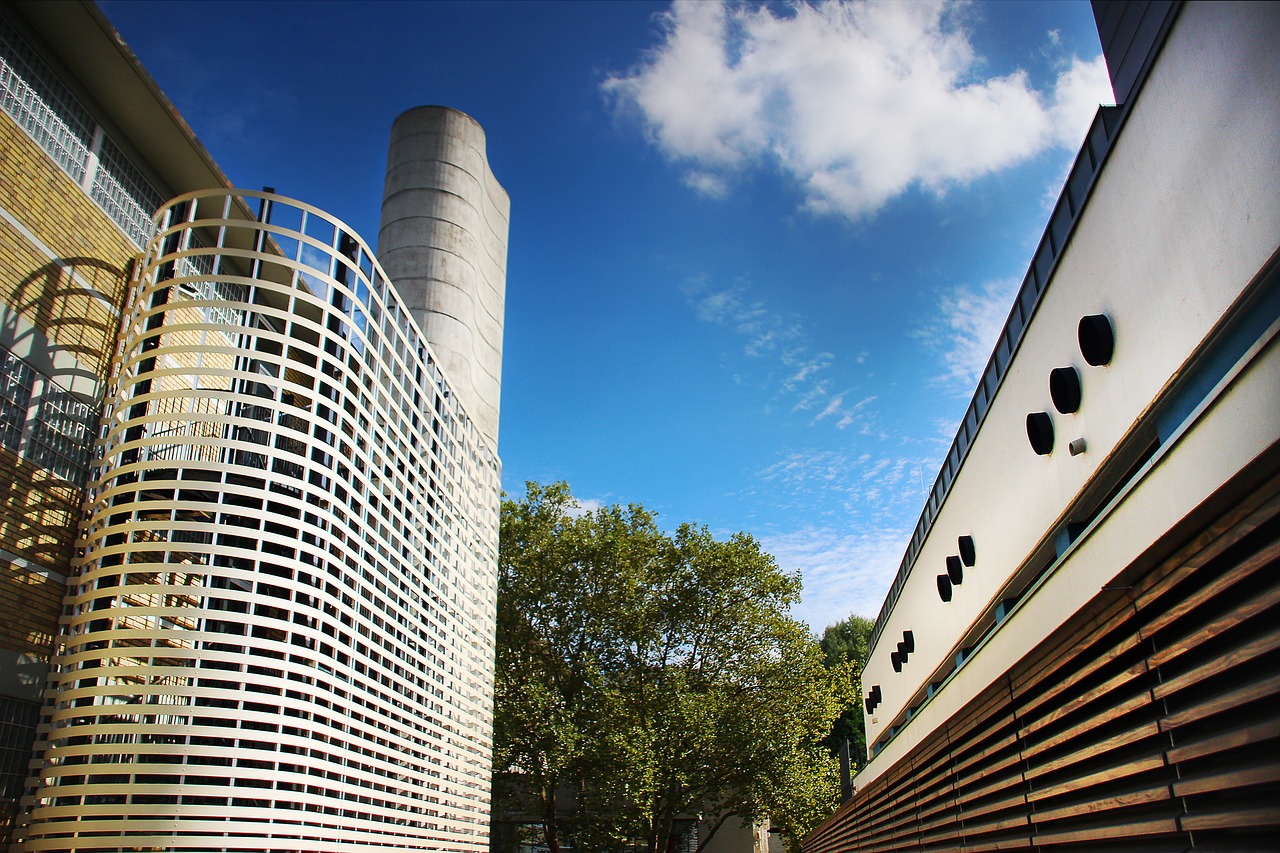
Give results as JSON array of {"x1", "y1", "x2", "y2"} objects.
[{"x1": 6, "y1": 0, "x2": 234, "y2": 198}]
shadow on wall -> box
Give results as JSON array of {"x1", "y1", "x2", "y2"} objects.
[{"x1": 2, "y1": 255, "x2": 131, "y2": 385}]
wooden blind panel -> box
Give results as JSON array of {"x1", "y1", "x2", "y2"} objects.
[
  {"x1": 1165, "y1": 717, "x2": 1280, "y2": 764},
  {"x1": 1020, "y1": 681, "x2": 1154, "y2": 754},
  {"x1": 1009, "y1": 592, "x2": 1138, "y2": 704},
  {"x1": 1152, "y1": 620, "x2": 1280, "y2": 702},
  {"x1": 805, "y1": 455, "x2": 1280, "y2": 852},
  {"x1": 1143, "y1": 543, "x2": 1279, "y2": 652}
]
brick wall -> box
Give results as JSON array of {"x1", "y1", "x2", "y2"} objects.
[
  {"x1": 0, "y1": 102, "x2": 141, "y2": 847},
  {"x1": 0, "y1": 110, "x2": 135, "y2": 378}
]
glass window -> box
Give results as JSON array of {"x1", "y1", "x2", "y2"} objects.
[
  {"x1": 0, "y1": 347, "x2": 33, "y2": 453},
  {"x1": 0, "y1": 18, "x2": 93, "y2": 182},
  {"x1": 0, "y1": 696, "x2": 40, "y2": 801},
  {"x1": 28, "y1": 384, "x2": 95, "y2": 483},
  {"x1": 91, "y1": 135, "x2": 162, "y2": 247},
  {"x1": 0, "y1": 18, "x2": 165, "y2": 250}
]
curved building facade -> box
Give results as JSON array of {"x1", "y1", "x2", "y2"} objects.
[
  {"x1": 17, "y1": 189, "x2": 501, "y2": 851},
  {"x1": 379, "y1": 106, "x2": 509, "y2": 450}
]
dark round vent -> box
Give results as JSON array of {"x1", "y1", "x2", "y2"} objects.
[
  {"x1": 937, "y1": 574, "x2": 953, "y2": 602},
  {"x1": 1050, "y1": 366, "x2": 1082, "y2": 413},
  {"x1": 946, "y1": 555, "x2": 963, "y2": 585},
  {"x1": 958, "y1": 535, "x2": 976, "y2": 567},
  {"x1": 1027, "y1": 411, "x2": 1054, "y2": 455},
  {"x1": 1078, "y1": 314, "x2": 1115, "y2": 366}
]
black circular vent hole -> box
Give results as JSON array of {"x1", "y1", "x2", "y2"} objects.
[
  {"x1": 1079, "y1": 314, "x2": 1115, "y2": 366},
  {"x1": 1027, "y1": 411, "x2": 1054, "y2": 455},
  {"x1": 1050, "y1": 366, "x2": 1082, "y2": 414}
]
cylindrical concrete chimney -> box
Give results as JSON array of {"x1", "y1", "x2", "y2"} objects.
[{"x1": 378, "y1": 106, "x2": 509, "y2": 449}]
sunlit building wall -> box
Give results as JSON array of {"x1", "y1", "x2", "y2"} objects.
[
  {"x1": 0, "y1": 2, "x2": 213, "y2": 839},
  {"x1": 18, "y1": 189, "x2": 502, "y2": 852},
  {"x1": 0, "y1": 3, "x2": 506, "y2": 851},
  {"x1": 379, "y1": 106, "x2": 509, "y2": 451},
  {"x1": 805, "y1": 2, "x2": 1280, "y2": 850}
]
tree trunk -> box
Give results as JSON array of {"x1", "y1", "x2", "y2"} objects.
[
  {"x1": 694, "y1": 811, "x2": 733, "y2": 853},
  {"x1": 654, "y1": 810, "x2": 675, "y2": 853},
  {"x1": 543, "y1": 783, "x2": 560, "y2": 853}
]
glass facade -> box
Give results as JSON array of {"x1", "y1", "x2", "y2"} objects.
[
  {"x1": 0, "y1": 19, "x2": 93, "y2": 185},
  {"x1": 0, "y1": 348, "x2": 33, "y2": 453},
  {"x1": 27, "y1": 384, "x2": 95, "y2": 484},
  {"x1": 0, "y1": 699, "x2": 39, "y2": 805},
  {"x1": 90, "y1": 133, "x2": 163, "y2": 249}
]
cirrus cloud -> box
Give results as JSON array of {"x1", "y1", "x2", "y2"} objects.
[
  {"x1": 914, "y1": 275, "x2": 1021, "y2": 392},
  {"x1": 763, "y1": 525, "x2": 909, "y2": 631},
  {"x1": 604, "y1": 0, "x2": 1112, "y2": 221}
]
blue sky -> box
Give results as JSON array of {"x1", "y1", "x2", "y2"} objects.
[{"x1": 98, "y1": 0, "x2": 1112, "y2": 632}]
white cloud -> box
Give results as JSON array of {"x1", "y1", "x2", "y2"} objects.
[
  {"x1": 751, "y1": 440, "x2": 953, "y2": 630},
  {"x1": 763, "y1": 525, "x2": 907, "y2": 631},
  {"x1": 915, "y1": 276, "x2": 1019, "y2": 391},
  {"x1": 681, "y1": 274, "x2": 891, "y2": 432},
  {"x1": 760, "y1": 450, "x2": 854, "y2": 490},
  {"x1": 835, "y1": 394, "x2": 876, "y2": 429},
  {"x1": 756, "y1": 446, "x2": 924, "y2": 522},
  {"x1": 604, "y1": 0, "x2": 1114, "y2": 221},
  {"x1": 785, "y1": 359, "x2": 827, "y2": 388},
  {"x1": 814, "y1": 393, "x2": 846, "y2": 423},
  {"x1": 683, "y1": 169, "x2": 730, "y2": 197},
  {"x1": 565, "y1": 497, "x2": 605, "y2": 518},
  {"x1": 1048, "y1": 53, "x2": 1114, "y2": 147}
]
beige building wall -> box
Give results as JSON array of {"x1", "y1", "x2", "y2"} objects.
[
  {"x1": 807, "y1": 3, "x2": 1280, "y2": 850},
  {"x1": 859, "y1": 0, "x2": 1280, "y2": 762},
  {"x1": 0, "y1": 96, "x2": 135, "y2": 642},
  {"x1": 15, "y1": 189, "x2": 502, "y2": 853}
]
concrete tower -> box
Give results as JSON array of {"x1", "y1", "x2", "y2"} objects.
[{"x1": 378, "y1": 106, "x2": 509, "y2": 449}]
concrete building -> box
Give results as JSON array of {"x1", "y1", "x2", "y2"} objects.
[
  {"x1": 0, "y1": 3, "x2": 508, "y2": 851},
  {"x1": 806, "y1": 1, "x2": 1280, "y2": 850},
  {"x1": 380, "y1": 106, "x2": 509, "y2": 451}
]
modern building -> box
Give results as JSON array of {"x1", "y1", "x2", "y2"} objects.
[
  {"x1": 806, "y1": 1, "x2": 1279, "y2": 850},
  {"x1": 0, "y1": 2, "x2": 508, "y2": 851}
]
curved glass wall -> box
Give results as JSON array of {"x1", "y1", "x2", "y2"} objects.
[{"x1": 18, "y1": 190, "x2": 500, "y2": 852}]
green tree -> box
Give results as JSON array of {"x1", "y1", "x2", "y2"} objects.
[
  {"x1": 818, "y1": 614, "x2": 874, "y2": 770},
  {"x1": 493, "y1": 482, "x2": 661, "y2": 853},
  {"x1": 493, "y1": 482, "x2": 854, "y2": 853}
]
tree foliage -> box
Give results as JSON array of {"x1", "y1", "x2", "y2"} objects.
[
  {"x1": 818, "y1": 614, "x2": 874, "y2": 770},
  {"x1": 494, "y1": 482, "x2": 854, "y2": 853}
]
